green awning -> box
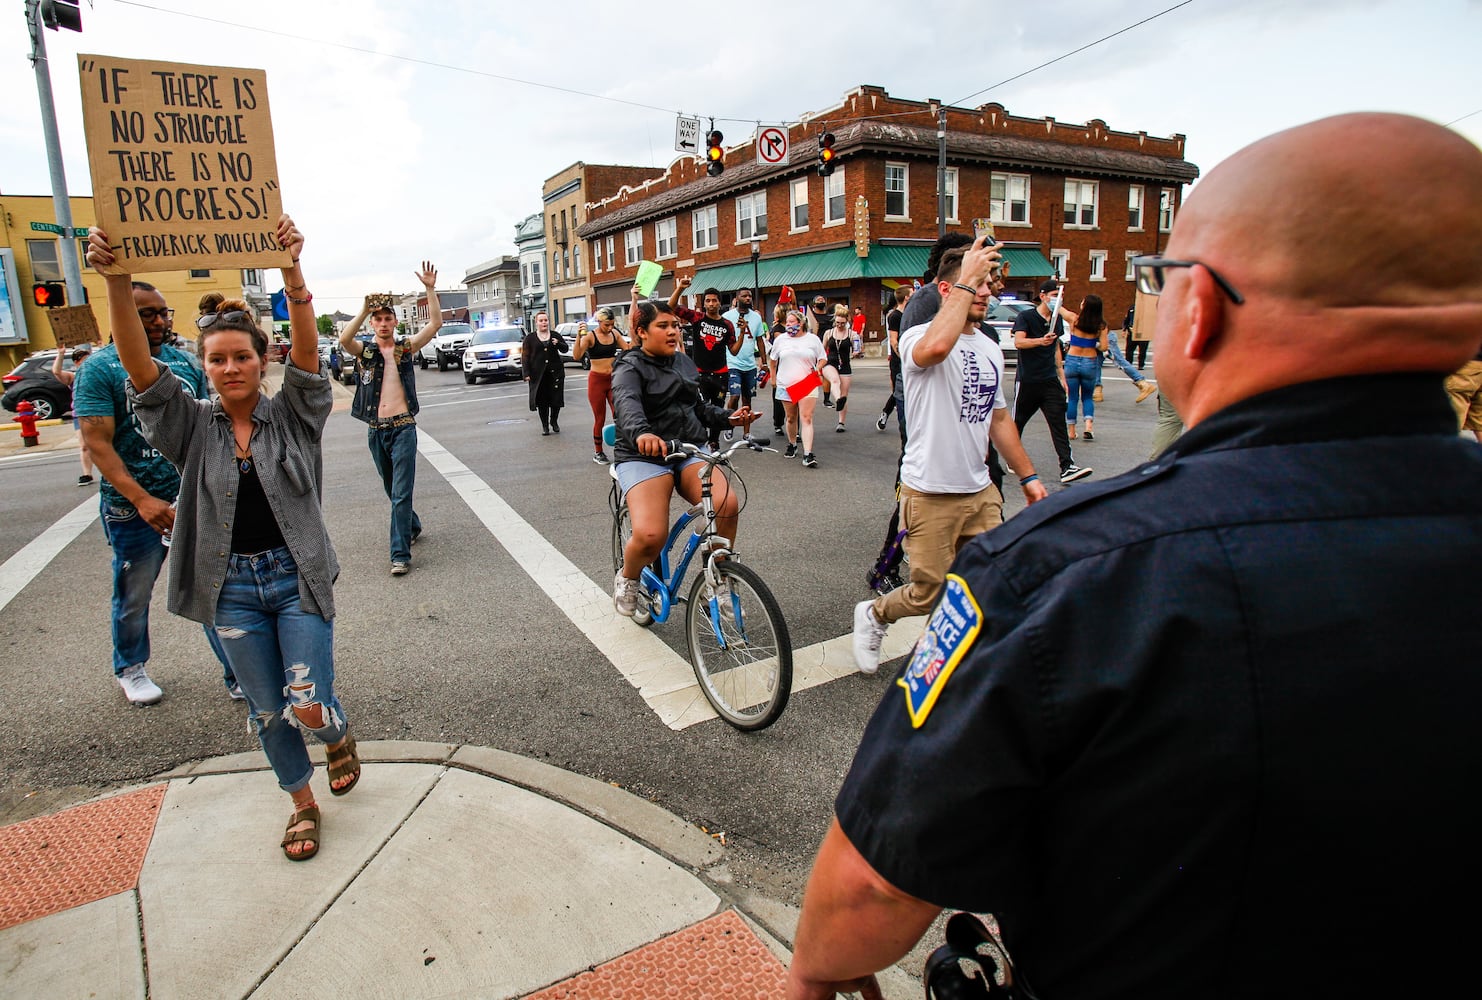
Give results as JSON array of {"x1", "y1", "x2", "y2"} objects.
[
  {"x1": 999, "y1": 248, "x2": 1055, "y2": 278},
  {"x1": 688, "y1": 244, "x2": 929, "y2": 291}
]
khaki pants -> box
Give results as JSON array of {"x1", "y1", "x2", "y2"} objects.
[
  {"x1": 873, "y1": 484, "x2": 1003, "y2": 625},
  {"x1": 1445, "y1": 360, "x2": 1482, "y2": 432}
]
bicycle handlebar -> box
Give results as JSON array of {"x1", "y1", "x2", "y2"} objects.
[{"x1": 663, "y1": 435, "x2": 773, "y2": 463}]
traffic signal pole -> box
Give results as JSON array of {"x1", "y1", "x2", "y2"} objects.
[{"x1": 25, "y1": 0, "x2": 85, "y2": 305}]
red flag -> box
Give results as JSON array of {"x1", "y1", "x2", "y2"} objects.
[{"x1": 785, "y1": 369, "x2": 822, "y2": 401}]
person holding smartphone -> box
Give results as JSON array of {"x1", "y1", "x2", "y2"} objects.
[{"x1": 1011, "y1": 280, "x2": 1091, "y2": 484}]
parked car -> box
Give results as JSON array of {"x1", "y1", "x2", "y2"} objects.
[
  {"x1": 555, "y1": 322, "x2": 584, "y2": 368},
  {"x1": 2, "y1": 350, "x2": 74, "y2": 421},
  {"x1": 418, "y1": 322, "x2": 474, "y2": 371},
  {"x1": 984, "y1": 298, "x2": 1035, "y2": 367},
  {"x1": 317, "y1": 336, "x2": 337, "y2": 370},
  {"x1": 461, "y1": 326, "x2": 525, "y2": 384},
  {"x1": 330, "y1": 335, "x2": 372, "y2": 384}
]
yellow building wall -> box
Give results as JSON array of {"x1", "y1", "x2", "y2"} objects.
[{"x1": 0, "y1": 193, "x2": 244, "y2": 371}]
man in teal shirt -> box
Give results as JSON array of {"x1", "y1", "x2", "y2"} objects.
[
  {"x1": 722, "y1": 287, "x2": 765, "y2": 440},
  {"x1": 74, "y1": 281, "x2": 234, "y2": 705}
]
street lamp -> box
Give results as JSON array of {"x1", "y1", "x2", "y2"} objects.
[{"x1": 750, "y1": 239, "x2": 761, "y2": 307}]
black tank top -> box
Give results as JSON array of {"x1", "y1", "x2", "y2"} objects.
[
  {"x1": 231, "y1": 458, "x2": 288, "y2": 554},
  {"x1": 586, "y1": 332, "x2": 619, "y2": 360}
]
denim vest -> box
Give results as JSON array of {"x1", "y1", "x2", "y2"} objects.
[{"x1": 349, "y1": 338, "x2": 420, "y2": 422}]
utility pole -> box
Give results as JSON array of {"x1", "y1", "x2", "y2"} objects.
[
  {"x1": 932, "y1": 100, "x2": 947, "y2": 238},
  {"x1": 25, "y1": 0, "x2": 86, "y2": 304}
]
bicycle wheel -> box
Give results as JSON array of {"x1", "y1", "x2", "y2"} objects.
[
  {"x1": 611, "y1": 504, "x2": 654, "y2": 627},
  {"x1": 686, "y1": 560, "x2": 792, "y2": 730}
]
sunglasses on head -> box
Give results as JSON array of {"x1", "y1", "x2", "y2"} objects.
[{"x1": 197, "y1": 309, "x2": 252, "y2": 330}]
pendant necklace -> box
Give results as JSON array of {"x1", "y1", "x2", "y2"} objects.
[{"x1": 233, "y1": 426, "x2": 253, "y2": 474}]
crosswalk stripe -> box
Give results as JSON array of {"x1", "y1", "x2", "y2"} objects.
[{"x1": 0, "y1": 497, "x2": 98, "y2": 614}]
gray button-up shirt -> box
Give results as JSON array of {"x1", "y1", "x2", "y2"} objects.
[{"x1": 129, "y1": 359, "x2": 339, "y2": 624}]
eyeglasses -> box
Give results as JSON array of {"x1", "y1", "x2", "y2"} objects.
[
  {"x1": 1129, "y1": 255, "x2": 1245, "y2": 305},
  {"x1": 197, "y1": 309, "x2": 251, "y2": 330},
  {"x1": 137, "y1": 307, "x2": 175, "y2": 321}
]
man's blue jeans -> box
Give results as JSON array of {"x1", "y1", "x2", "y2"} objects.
[
  {"x1": 101, "y1": 502, "x2": 167, "y2": 676},
  {"x1": 214, "y1": 547, "x2": 344, "y2": 793},
  {"x1": 1105, "y1": 332, "x2": 1145, "y2": 383},
  {"x1": 368, "y1": 423, "x2": 421, "y2": 563}
]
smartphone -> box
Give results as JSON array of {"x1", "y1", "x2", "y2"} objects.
[{"x1": 973, "y1": 218, "x2": 996, "y2": 243}]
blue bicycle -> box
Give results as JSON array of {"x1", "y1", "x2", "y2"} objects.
[{"x1": 608, "y1": 436, "x2": 793, "y2": 730}]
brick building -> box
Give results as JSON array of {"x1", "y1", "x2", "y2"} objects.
[
  {"x1": 542, "y1": 162, "x2": 665, "y2": 327},
  {"x1": 577, "y1": 85, "x2": 1198, "y2": 345}
]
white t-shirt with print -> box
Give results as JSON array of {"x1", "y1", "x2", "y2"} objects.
[
  {"x1": 767, "y1": 332, "x2": 826, "y2": 390},
  {"x1": 898, "y1": 323, "x2": 1007, "y2": 494}
]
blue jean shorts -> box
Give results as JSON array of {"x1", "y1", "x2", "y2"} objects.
[
  {"x1": 614, "y1": 454, "x2": 706, "y2": 497},
  {"x1": 727, "y1": 369, "x2": 757, "y2": 397}
]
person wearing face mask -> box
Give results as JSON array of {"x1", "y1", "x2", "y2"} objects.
[{"x1": 766, "y1": 309, "x2": 828, "y2": 467}]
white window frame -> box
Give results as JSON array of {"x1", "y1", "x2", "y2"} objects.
[
  {"x1": 693, "y1": 205, "x2": 719, "y2": 252},
  {"x1": 989, "y1": 172, "x2": 1029, "y2": 225},
  {"x1": 1063, "y1": 179, "x2": 1099, "y2": 229},
  {"x1": 1159, "y1": 188, "x2": 1176, "y2": 232},
  {"x1": 606, "y1": 235, "x2": 615, "y2": 270},
  {"x1": 1127, "y1": 185, "x2": 1145, "y2": 232},
  {"x1": 624, "y1": 228, "x2": 642, "y2": 266},
  {"x1": 1050, "y1": 248, "x2": 1069, "y2": 280},
  {"x1": 1125, "y1": 250, "x2": 1138, "y2": 281},
  {"x1": 592, "y1": 242, "x2": 602, "y2": 274},
  {"x1": 573, "y1": 244, "x2": 581, "y2": 277},
  {"x1": 531, "y1": 260, "x2": 542, "y2": 288},
  {"x1": 790, "y1": 177, "x2": 809, "y2": 232},
  {"x1": 735, "y1": 191, "x2": 768, "y2": 242},
  {"x1": 655, "y1": 217, "x2": 678, "y2": 259},
  {"x1": 823, "y1": 167, "x2": 847, "y2": 226},
  {"x1": 1089, "y1": 250, "x2": 1107, "y2": 282},
  {"x1": 884, "y1": 162, "x2": 909, "y2": 220},
  {"x1": 941, "y1": 167, "x2": 959, "y2": 224}
]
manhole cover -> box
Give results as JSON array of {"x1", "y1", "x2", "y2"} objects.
[{"x1": 487, "y1": 418, "x2": 528, "y2": 426}]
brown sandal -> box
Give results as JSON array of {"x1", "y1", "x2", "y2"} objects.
[
  {"x1": 281, "y1": 804, "x2": 320, "y2": 861},
  {"x1": 327, "y1": 733, "x2": 360, "y2": 796}
]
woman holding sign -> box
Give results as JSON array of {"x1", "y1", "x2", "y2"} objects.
[
  {"x1": 573, "y1": 307, "x2": 629, "y2": 464},
  {"x1": 766, "y1": 310, "x2": 827, "y2": 468},
  {"x1": 86, "y1": 215, "x2": 358, "y2": 864}
]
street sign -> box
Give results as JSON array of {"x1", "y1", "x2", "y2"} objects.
[
  {"x1": 29, "y1": 221, "x2": 87, "y2": 237},
  {"x1": 674, "y1": 115, "x2": 700, "y2": 155},
  {"x1": 757, "y1": 126, "x2": 789, "y2": 165}
]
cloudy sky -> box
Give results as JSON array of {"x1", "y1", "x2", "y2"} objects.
[{"x1": 5, "y1": 0, "x2": 1479, "y2": 312}]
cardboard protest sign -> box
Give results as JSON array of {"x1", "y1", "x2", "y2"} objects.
[
  {"x1": 77, "y1": 55, "x2": 289, "y2": 275},
  {"x1": 47, "y1": 304, "x2": 101, "y2": 348}
]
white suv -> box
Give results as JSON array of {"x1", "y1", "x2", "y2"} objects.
[
  {"x1": 418, "y1": 322, "x2": 474, "y2": 371},
  {"x1": 461, "y1": 326, "x2": 526, "y2": 384}
]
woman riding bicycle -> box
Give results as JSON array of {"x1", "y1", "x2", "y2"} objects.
[{"x1": 610, "y1": 297, "x2": 757, "y2": 617}]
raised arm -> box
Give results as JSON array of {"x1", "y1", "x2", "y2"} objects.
[
  {"x1": 667, "y1": 273, "x2": 692, "y2": 310},
  {"x1": 912, "y1": 237, "x2": 1002, "y2": 368},
  {"x1": 339, "y1": 302, "x2": 370, "y2": 354},
  {"x1": 405, "y1": 262, "x2": 442, "y2": 353},
  {"x1": 50, "y1": 346, "x2": 74, "y2": 387},
  {"x1": 85, "y1": 228, "x2": 160, "y2": 393},
  {"x1": 278, "y1": 215, "x2": 319, "y2": 373}
]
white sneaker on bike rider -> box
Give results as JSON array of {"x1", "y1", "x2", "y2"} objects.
[
  {"x1": 613, "y1": 572, "x2": 640, "y2": 617},
  {"x1": 852, "y1": 600, "x2": 889, "y2": 674}
]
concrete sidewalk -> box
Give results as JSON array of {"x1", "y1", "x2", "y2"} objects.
[{"x1": 0, "y1": 741, "x2": 924, "y2": 999}]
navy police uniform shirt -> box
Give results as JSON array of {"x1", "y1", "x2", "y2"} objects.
[{"x1": 835, "y1": 373, "x2": 1482, "y2": 1000}]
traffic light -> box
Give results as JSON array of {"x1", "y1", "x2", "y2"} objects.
[
  {"x1": 32, "y1": 281, "x2": 67, "y2": 307},
  {"x1": 705, "y1": 130, "x2": 724, "y2": 177},
  {"x1": 39, "y1": 1, "x2": 83, "y2": 31},
  {"x1": 817, "y1": 132, "x2": 837, "y2": 176}
]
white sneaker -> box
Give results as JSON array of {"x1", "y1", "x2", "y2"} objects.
[
  {"x1": 613, "y1": 572, "x2": 640, "y2": 617},
  {"x1": 118, "y1": 664, "x2": 163, "y2": 705},
  {"x1": 852, "y1": 600, "x2": 888, "y2": 675}
]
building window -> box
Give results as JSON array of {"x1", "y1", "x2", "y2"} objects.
[
  {"x1": 531, "y1": 260, "x2": 542, "y2": 287},
  {"x1": 1064, "y1": 180, "x2": 1098, "y2": 228},
  {"x1": 656, "y1": 217, "x2": 678, "y2": 259},
  {"x1": 1159, "y1": 188, "x2": 1176, "y2": 232},
  {"x1": 563, "y1": 251, "x2": 570, "y2": 280},
  {"x1": 1089, "y1": 250, "x2": 1107, "y2": 282},
  {"x1": 940, "y1": 167, "x2": 959, "y2": 224},
  {"x1": 736, "y1": 191, "x2": 768, "y2": 241},
  {"x1": 989, "y1": 172, "x2": 1028, "y2": 225},
  {"x1": 624, "y1": 227, "x2": 643, "y2": 266},
  {"x1": 1127, "y1": 185, "x2": 1144, "y2": 231},
  {"x1": 592, "y1": 243, "x2": 602, "y2": 274},
  {"x1": 1050, "y1": 248, "x2": 1069, "y2": 280},
  {"x1": 693, "y1": 205, "x2": 719, "y2": 251},
  {"x1": 606, "y1": 236, "x2": 615, "y2": 270},
  {"x1": 790, "y1": 178, "x2": 809, "y2": 231},
  {"x1": 884, "y1": 163, "x2": 908, "y2": 219},
  {"x1": 824, "y1": 168, "x2": 846, "y2": 225},
  {"x1": 551, "y1": 251, "x2": 559, "y2": 281},
  {"x1": 573, "y1": 245, "x2": 581, "y2": 277},
  {"x1": 1125, "y1": 250, "x2": 1138, "y2": 281},
  {"x1": 27, "y1": 239, "x2": 62, "y2": 281},
  {"x1": 189, "y1": 268, "x2": 211, "y2": 278},
  {"x1": 521, "y1": 263, "x2": 529, "y2": 287},
  {"x1": 243, "y1": 268, "x2": 262, "y2": 287}
]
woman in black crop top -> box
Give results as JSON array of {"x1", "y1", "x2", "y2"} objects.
[{"x1": 574, "y1": 307, "x2": 630, "y2": 464}]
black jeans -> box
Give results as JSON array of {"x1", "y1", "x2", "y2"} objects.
[
  {"x1": 1013, "y1": 378, "x2": 1075, "y2": 472},
  {"x1": 698, "y1": 372, "x2": 727, "y2": 444},
  {"x1": 1125, "y1": 338, "x2": 1149, "y2": 368}
]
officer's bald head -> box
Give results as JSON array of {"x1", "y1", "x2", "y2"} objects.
[{"x1": 1155, "y1": 113, "x2": 1482, "y2": 426}]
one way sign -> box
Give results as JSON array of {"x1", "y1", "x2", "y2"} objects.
[{"x1": 675, "y1": 115, "x2": 701, "y2": 155}]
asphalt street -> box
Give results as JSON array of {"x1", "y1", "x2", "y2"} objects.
[{"x1": 0, "y1": 357, "x2": 1164, "y2": 907}]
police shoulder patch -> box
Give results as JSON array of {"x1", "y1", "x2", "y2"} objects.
[{"x1": 896, "y1": 574, "x2": 982, "y2": 729}]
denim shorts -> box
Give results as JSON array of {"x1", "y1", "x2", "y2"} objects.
[
  {"x1": 614, "y1": 454, "x2": 706, "y2": 497},
  {"x1": 727, "y1": 369, "x2": 757, "y2": 397}
]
